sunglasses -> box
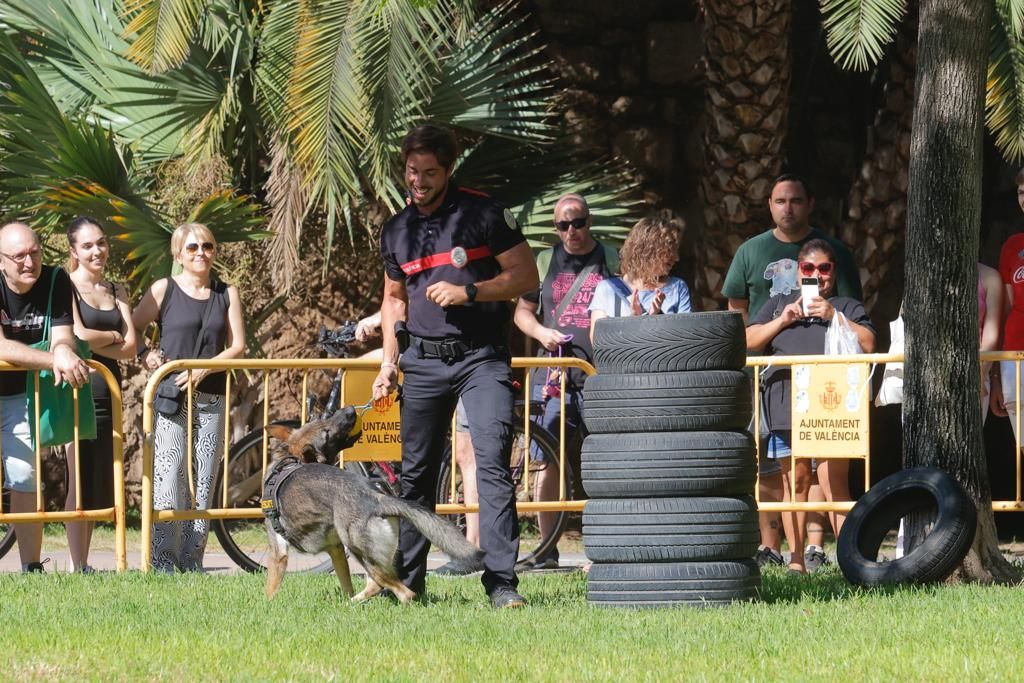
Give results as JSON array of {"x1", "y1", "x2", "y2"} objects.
[
  {"x1": 184, "y1": 242, "x2": 216, "y2": 255},
  {"x1": 799, "y1": 261, "x2": 833, "y2": 276},
  {"x1": 555, "y1": 216, "x2": 589, "y2": 232}
]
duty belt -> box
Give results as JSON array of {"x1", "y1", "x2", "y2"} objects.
[
  {"x1": 415, "y1": 336, "x2": 493, "y2": 362},
  {"x1": 260, "y1": 455, "x2": 307, "y2": 551}
]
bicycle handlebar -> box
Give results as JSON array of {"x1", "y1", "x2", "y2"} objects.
[{"x1": 316, "y1": 321, "x2": 359, "y2": 358}]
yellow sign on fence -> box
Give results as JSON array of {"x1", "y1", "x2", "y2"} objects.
[
  {"x1": 791, "y1": 362, "x2": 869, "y2": 457},
  {"x1": 340, "y1": 369, "x2": 402, "y2": 462}
]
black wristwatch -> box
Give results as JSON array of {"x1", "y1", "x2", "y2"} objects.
[{"x1": 465, "y1": 283, "x2": 478, "y2": 303}]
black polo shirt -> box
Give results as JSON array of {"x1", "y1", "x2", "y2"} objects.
[
  {"x1": 0, "y1": 265, "x2": 75, "y2": 396},
  {"x1": 380, "y1": 185, "x2": 525, "y2": 340}
]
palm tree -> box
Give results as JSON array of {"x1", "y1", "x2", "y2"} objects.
[
  {"x1": 3, "y1": 0, "x2": 641, "y2": 292},
  {"x1": 0, "y1": 29, "x2": 266, "y2": 290},
  {"x1": 698, "y1": 0, "x2": 793, "y2": 310}
]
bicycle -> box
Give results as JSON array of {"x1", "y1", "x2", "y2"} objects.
[{"x1": 435, "y1": 399, "x2": 575, "y2": 568}]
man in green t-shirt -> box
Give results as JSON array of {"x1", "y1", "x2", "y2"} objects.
[
  {"x1": 722, "y1": 174, "x2": 863, "y2": 571},
  {"x1": 721, "y1": 174, "x2": 861, "y2": 322}
]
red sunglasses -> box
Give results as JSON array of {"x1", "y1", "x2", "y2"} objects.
[{"x1": 799, "y1": 261, "x2": 833, "y2": 276}]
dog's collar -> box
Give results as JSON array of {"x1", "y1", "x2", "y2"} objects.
[{"x1": 261, "y1": 455, "x2": 305, "y2": 545}]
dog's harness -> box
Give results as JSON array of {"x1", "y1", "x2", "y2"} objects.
[{"x1": 261, "y1": 455, "x2": 306, "y2": 549}]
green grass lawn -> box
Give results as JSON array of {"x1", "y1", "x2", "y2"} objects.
[{"x1": 2, "y1": 565, "x2": 1023, "y2": 682}]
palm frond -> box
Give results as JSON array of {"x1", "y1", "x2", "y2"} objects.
[
  {"x1": 255, "y1": 0, "x2": 364, "y2": 204},
  {"x1": 122, "y1": 0, "x2": 211, "y2": 74},
  {"x1": 988, "y1": 0, "x2": 1024, "y2": 161},
  {"x1": 426, "y1": 1, "x2": 556, "y2": 143},
  {"x1": 821, "y1": 0, "x2": 906, "y2": 72},
  {"x1": 263, "y1": 137, "x2": 309, "y2": 292},
  {"x1": 455, "y1": 138, "x2": 642, "y2": 250},
  {"x1": 355, "y1": 0, "x2": 453, "y2": 203}
]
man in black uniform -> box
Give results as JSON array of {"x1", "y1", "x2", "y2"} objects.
[{"x1": 372, "y1": 124, "x2": 539, "y2": 608}]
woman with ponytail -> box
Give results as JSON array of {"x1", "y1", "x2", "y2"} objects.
[{"x1": 64, "y1": 217, "x2": 136, "y2": 572}]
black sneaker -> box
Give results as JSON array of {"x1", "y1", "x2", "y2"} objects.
[
  {"x1": 489, "y1": 585, "x2": 527, "y2": 609},
  {"x1": 432, "y1": 558, "x2": 481, "y2": 576},
  {"x1": 515, "y1": 555, "x2": 559, "y2": 572},
  {"x1": 754, "y1": 546, "x2": 784, "y2": 567},
  {"x1": 24, "y1": 559, "x2": 49, "y2": 574},
  {"x1": 804, "y1": 546, "x2": 830, "y2": 572}
]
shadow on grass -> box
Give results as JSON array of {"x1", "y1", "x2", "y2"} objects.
[{"x1": 758, "y1": 565, "x2": 946, "y2": 604}]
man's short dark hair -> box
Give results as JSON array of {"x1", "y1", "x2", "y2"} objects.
[
  {"x1": 772, "y1": 173, "x2": 814, "y2": 200},
  {"x1": 1015, "y1": 166, "x2": 1024, "y2": 185},
  {"x1": 401, "y1": 124, "x2": 458, "y2": 169}
]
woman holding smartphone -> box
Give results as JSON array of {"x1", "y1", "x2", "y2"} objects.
[{"x1": 745, "y1": 239, "x2": 875, "y2": 573}]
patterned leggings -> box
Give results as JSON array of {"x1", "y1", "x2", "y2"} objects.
[{"x1": 151, "y1": 391, "x2": 225, "y2": 572}]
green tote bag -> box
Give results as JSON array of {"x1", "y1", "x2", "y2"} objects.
[{"x1": 26, "y1": 268, "x2": 97, "y2": 448}]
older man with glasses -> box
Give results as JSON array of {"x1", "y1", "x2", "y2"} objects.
[
  {"x1": 512, "y1": 193, "x2": 619, "y2": 570},
  {"x1": 0, "y1": 222, "x2": 90, "y2": 573}
]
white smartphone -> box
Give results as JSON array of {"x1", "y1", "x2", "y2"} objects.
[{"x1": 801, "y1": 276, "x2": 819, "y2": 316}]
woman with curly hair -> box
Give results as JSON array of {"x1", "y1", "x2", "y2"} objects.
[{"x1": 588, "y1": 216, "x2": 691, "y2": 340}]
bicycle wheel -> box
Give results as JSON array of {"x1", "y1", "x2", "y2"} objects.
[
  {"x1": 0, "y1": 489, "x2": 15, "y2": 560},
  {"x1": 211, "y1": 421, "x2": 333, "y2": 574},
  {"x1": 435, "y1": 422, "x2": 572, "y2": 566}
]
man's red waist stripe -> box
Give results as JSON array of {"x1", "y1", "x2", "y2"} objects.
[{"x1": 400, "y1": 246, "x2": 492, "y2": 275}]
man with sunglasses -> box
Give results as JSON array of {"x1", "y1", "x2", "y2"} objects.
[
  {"x1": 513, "y1": 193, "x2": 618, "y2": 570},
  {"x1": 373, "y1": 124, "x2": 538, "y2": 609},
  {"x1": 0, "y1": 222, "x2": 90, "y2": 573},
  {"x1": 721, "y1": 174, "x2": 861, "y2": 571}
]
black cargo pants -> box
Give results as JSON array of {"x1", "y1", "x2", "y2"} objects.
[{"x1": 396, "y1": 338, "x2": 519, "y2": 595}]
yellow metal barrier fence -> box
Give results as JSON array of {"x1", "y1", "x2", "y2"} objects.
[
  {"x1": 0, "y1": 360, "x2": 126, "y2": 571},
  {"x1": 749, "y1": 350, "x2": 1024, "y2": 513},
  {"x1": 139, "y1": 357, "x2": 593, "y2": 571},
  {"x1": 139, "y1": 349, "x2": 1024, "y2": 569}
]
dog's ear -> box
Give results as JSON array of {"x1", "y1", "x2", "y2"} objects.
[{"x1": 266, "y1": 424, "x2": 295, "y2": 442}]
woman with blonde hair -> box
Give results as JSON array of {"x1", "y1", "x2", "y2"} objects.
[
  {"x1": 64, "y1": 217, "x2": 137, "y2": 572},
  {"x1": 132, "y1": 223, "x2": 245, "y2": 572},
  {"x1": 588, "y1": 216, "x2": 691, "y2": 340}
]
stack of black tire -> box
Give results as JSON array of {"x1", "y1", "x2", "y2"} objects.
[{"x1": 581, "y1": 312, "x2": 761, "y2": 608}]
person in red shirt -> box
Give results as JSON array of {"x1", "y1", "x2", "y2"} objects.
[{"x1": 991, "y1": 168, "x2": 1024, "y2": 435}]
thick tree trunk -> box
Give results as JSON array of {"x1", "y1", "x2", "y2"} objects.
[
  {"x1": 903, "y1": 0, "x2": 1018, "y2": 583},
  {"x1": 696, "y1": 0, "x2": 791, "y2": 310}
]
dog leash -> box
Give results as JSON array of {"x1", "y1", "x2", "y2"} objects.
[{"x1": 355, "y1": 383, "x2": 402, "y2": 414}]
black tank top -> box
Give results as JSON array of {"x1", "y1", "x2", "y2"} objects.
[
  {"x1": 74, "y1": 289, "x2": 124, "y2": 398},
  {"x1": 158, "y1": 278, "x2": 230, "y2": 394}
]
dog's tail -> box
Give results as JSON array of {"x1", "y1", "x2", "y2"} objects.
[{"x1": 378, "y1": 497, "x2": 484, "y2": 568}]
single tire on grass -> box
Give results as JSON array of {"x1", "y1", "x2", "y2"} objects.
[
  {"x1": 581, "y1": 431, "x2": 756, "y2": 498},
  {"x1": 587, "y1": 560, "x2": 761, "y2": 608},
  {"x1": 583, "y1": 371, "x2": 751, "y2": 434},
  {"x1": 583, "y1": 496, "x2": 759, "y2": 563},
  {"x1": 836, "y1": 467, "x2": 977, "y2": 586},
  {"x1": 592, "y1": 311, "x2": 746, "y2": 374}
]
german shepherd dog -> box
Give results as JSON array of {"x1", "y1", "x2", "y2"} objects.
[{"x1": 262, "y1": 407, "x2": 483, "y2": 603}]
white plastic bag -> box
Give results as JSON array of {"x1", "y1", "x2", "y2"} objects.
[
  {"x1": 875, "y1": 314, "x2": 904, "y2": 406},
  {"x1": 824, "y1": 311, "x2": 863, "y2": 356}
]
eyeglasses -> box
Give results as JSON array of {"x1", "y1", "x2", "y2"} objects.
[
  {"x1": 799, "y1": 261, "x2": 834, "y2": 276},
  {"x1": 555, "y1": 216, "x2": 589, "y2": 232},
  {"x1": 184, "y1": 242, "x2": 216, "y2": 255},
  {"x1": 0, "y1": 247, "x2": 42, "y2": 264}
]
